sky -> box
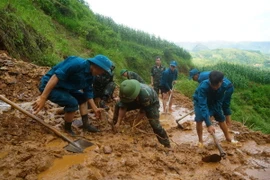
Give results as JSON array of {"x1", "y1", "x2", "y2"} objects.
[{"x1": 85, "y1": 0, "x2": 270, "y2": 43}]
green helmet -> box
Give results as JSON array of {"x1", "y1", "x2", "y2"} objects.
[
  {"x1": 120, "y1": 80, "x2": 141, "y2": 103},
  {"x1": 120, "y1": 69, "x2": 128, "y2": 76}
]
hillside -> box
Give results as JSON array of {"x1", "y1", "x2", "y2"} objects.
[
  {"x1": 0, "y1": 0, "x2": 192, "y2": 83},
  {"x1": 191, "y1": 48, "x2": 270, "y2": 68}
]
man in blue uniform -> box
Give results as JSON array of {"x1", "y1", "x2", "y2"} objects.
[
  {"x1": 33, "y1": 55, "x2": 113, "y2": 135},
  {"x1": 190, "y1": 69, "x2": 233, "y2": 127},
  {"x1": 193, "y1": 70, "x2": 236, "y2": 147},
  {"x1": 112, "y1": 79, "x2": 171, "y2": 148},
  {"x1": 189, "y1": 69, "x2": 210, "y2": 83},
  {"x1": 160, "y1": 61, "x2": 178, "y2": 112}
]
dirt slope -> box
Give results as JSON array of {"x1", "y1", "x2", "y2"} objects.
[{"x1": 0, "y1": 52, "x2": 269, "y2": 180}]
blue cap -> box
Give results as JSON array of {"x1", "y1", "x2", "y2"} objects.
[
  {"x1": 189, "y1": 69, "x2": 199, "y2": 79},
  {"x1": 170, "y1": 60, "x2": 177, "y2": 67},
  {"x1": 88, "y1": 55, "x2": 113, "y2": 75}
]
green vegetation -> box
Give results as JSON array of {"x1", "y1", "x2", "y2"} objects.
[
  {"x1": 191, "y1": 48, "x2": 270, "y2": 69},
  {"x1": 0, "y1": 0, "x2": 192, "y2": 82}
]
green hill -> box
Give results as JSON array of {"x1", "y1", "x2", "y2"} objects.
[
  {"x1": 191, "y1": 48, "x2": 270, "y2": 69},
  {"x1": 0, "y1": 0, "x2": 192, "y2": 83}
]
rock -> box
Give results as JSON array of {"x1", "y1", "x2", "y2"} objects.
[
  {"x1": 94, "y1": 146, "x2": 100, "y2": 153},
  {"x1": 103, "y1": 146, "x2": 112, "y2": 154},
  {"x1": 232, "y1": 172, "x2": 247, "y2": 179},
  {"x1": 5, "y1": 75, "x2": 17, "y2": 84},
  {"x1": 0, "y1": 66, "x2": 8, "y2": 71},
  {"x1": 0, "y1": 83, "x2": 7, "y2": 89}
]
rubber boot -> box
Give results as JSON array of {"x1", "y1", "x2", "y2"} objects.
[
  {"x1": 64, "y1": 122, "x2": 75, "y2": 136},
  {"x1": 82, "y1": 115, "x2": 100, "y2": 132}
]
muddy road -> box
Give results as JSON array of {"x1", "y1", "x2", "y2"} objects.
[{"x1": 0, "y1": 52, "x2": 270, "y2": 180}]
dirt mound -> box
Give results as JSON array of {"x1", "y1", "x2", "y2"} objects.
[
  {"x1": 0, "y1": 52, "x2": 269, "y2": 180},
  {"x1": 0, "y1": 51, "x2": 49, "y2": 102}
]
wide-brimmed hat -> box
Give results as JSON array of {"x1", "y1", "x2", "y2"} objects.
[
  {"x1": 189, "y1": 69, "x2": 199, "y2": 79},
  {"x1": 170, "y1": 60, "x2": 177, "y2": 67},
  {"x1": 87, "y1": 55, "x2": 113, "y2": 75}
]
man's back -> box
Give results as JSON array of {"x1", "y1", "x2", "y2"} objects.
[
  {"x1": 128, "y1": 71, "x2": 145, "y2": 83},
  {"x1": 198, "y1": 71, "x2": 211, "y2": 83}
]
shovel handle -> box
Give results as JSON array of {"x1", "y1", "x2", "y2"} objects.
[
  {"x1": 165, "y1": 85, "x2": 174, "y2": 113},
  {"x1": 0, "y1": 95, "x2": 82, "y2": 151},
  {"x1": 176, "y1": 110, "x2": 194, "y2": 123},
  {"x1": 212, "y1": 133, "x2": 226, "y2": 157}
]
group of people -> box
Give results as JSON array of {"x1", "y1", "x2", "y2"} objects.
[
  {"x1": 32, "y1": 54, "x2": 236, "y2": 149},
  {"x1": 120, "y1": 56, "x2": 178, "y2": 113}
]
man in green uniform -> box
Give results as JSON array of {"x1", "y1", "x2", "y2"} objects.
[
  {"x1": 93, "y1": 65, "x2": 116, "y2": 110},
  {"x1": 120, "y1": 69, "x2": 145, "y2": 83},
  {"x1": 150, "y1": 56, "x2": 166, "y2": 94},
  {"x1": 112, "y1": 79, "x2": 171, "y2": 148}
]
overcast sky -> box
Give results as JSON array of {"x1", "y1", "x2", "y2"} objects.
[{"x1": 85, "y1": 0, "x2": 270, "y2": 43}]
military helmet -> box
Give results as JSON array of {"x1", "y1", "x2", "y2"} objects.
[
  {"x1": 120, "y1": 69, "x2": 128, "y2": 76},
  {"x1": 120, "y1": 79, "x2": 141, "y2": 103}
]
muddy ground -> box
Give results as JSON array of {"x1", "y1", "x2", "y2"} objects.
[{"x1": 0, "y1": 52, "x2": 270, "y2": 180}]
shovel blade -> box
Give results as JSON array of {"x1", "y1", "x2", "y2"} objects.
[
  {"x1": 202, "y1": 154, "x2": 221, "y2": 163},
  {"x1": 64, "y1": 139, "x2": 94, "y2": 153}
]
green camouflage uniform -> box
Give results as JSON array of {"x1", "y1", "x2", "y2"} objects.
[
  {"x1": 127, "y1": 71, "x2": 145, "y2": 84},
  {"x1": 151, "y1": 65, "x2": 165, "y2": 94},
  {"x1": 113, "y1": 83, "x2": 170, "y2": 147},
  {"x1": 93, "y1": 72, "x2": 115, "y2": 100}
]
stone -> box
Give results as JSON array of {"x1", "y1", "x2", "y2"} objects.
[{"x1": 103, "y1": 146, "x2": 112, "y2": 154}]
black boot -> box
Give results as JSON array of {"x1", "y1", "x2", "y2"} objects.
[
  {"x1": 64, "y1": 122, "x2": 75, "y2": 136},
  {"x1": 82, "y1": 115, "x2": 100, "y2": 133}
]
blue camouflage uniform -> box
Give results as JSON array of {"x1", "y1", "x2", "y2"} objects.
[
  {"x1": 39, "y1": 56, "x2": 94, "y2": 112},
  {"x1": 196, "y1": 71, "x2": 234, "y2": 116},
  {"x1": 193, "y1": 79, "x2": 233, "y2": 126},
  {"x1": 160, "y1": 68, "x2": 178, "y2": 92}
]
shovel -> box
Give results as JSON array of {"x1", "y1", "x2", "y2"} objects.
[
  {"x1": 202, "y1": 133, "x2": 226, "y2": 163},
  {"x1": 0, "y1": 95, "x2": 93, "y2": 153},
  {"x1": 175, "y1": 110, "x2": 194, "y2": 128}
]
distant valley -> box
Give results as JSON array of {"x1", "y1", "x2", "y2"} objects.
[
  {"x1": 176, "y1": 41, "x2": 270, "y2": 68},
  {"x1": 176, "y1": 41, "x2": 270, "y2": 54}
]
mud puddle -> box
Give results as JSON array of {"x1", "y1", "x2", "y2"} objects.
[{"x1": 38, "y1": 145, "x2": 96, "y2": 180}]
